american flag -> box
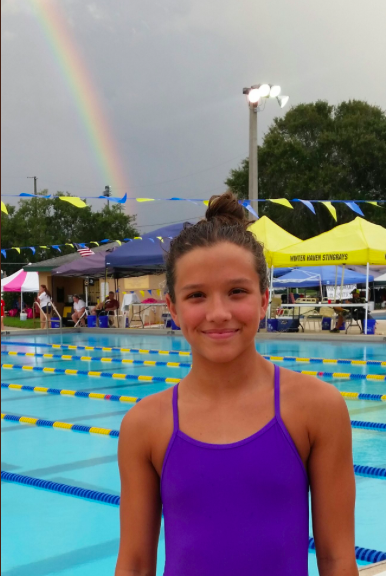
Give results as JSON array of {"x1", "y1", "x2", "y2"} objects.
[{"x1": 77, "y1": 247, "x2": 95, "y2": 257}]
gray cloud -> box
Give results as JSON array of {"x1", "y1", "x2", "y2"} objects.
[{"x1": 2, "y1": 0, "x2": 386, "y2": 231}]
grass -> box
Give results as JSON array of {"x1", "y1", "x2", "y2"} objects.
[{"x1": 3, "y1": 317, "x2": 42, "y2": 329}]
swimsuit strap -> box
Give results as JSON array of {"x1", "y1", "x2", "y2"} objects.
[
  {"x1": 172, "y1": 384, "x2": 180, "y2": 432},
  {"x1": 274, "y1": 364, "x2": 281, "y2": 418}
]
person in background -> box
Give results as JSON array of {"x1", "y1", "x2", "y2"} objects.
[
  {"x1": 72, "y1": 294, "x2": 86, "y2": 327},
  {"x1": 331, "y1": 289, "x2": 366, "y2": 333},
  {"x1": 1, "y1": 295, "x2": 5, "y2": 331},
  {"x1": 38, "y1": 284, "x2": 52, "y2": 329},
  {"x1": 91, "y1": 291, "x2": 119, "y2": 318},
  {"x1": 33, "y1": 296, "x2": 41, "y2": 319}
]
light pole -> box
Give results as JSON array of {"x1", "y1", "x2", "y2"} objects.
[
  {"x1": 27, "y1": 176, "x2": 38, "y2": 245},
  {"x1": 103, "y1": 185, "x2": 111, "y2": 210},
  {"x1": 242, "y1": 84, "x2": 289, "y2": 217}
]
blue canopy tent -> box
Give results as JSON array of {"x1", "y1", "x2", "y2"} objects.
[
  {"x1": 106, "y1": 222, "x2": 192, "y2": 275},
  {"x1": 273, "y1": 266, "x2": 374, "y2": 288}
]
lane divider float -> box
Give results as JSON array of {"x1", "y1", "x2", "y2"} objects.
[
  {"x1": 2, "y1": 362, "x2": 385, "y2": 381},
  {"x1": 2, "y1": 470, "x2": 385, "y2": 563},
  {"x1": 2, "y1": 382, "x2": 386, "y2": 404},
  {"x1": 2, "y1": 350, "x2": 191, "y2": 369},
  {"x1": 2, "y1": 411, "x2": 385, "y2": 436},
  {"x1": 1, "y1": 363, "x2": 180, "y2": 383},
  {"x1": 2, "y1": 340, "x2": 385, "y2": 367}
]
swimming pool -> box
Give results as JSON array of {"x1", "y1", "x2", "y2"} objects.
[{"x1": 2, "y1": 332, "x2": 385, "y2": 575}]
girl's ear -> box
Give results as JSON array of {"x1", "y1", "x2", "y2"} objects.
[
  {"x1": 260, "y1": 288, "x2": 270, "y2": 319},
  {"x1": 165, "y1": 293, "x2": 180, "y2": 327}
]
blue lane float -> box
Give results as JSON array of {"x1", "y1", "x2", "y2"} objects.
[{"x1": 1, "y1": 471, "x2": 385, "y2": 563}]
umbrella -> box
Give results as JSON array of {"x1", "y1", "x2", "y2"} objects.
[{"x1": 1, "y1": 269, "x2": 39, "y2": 292}]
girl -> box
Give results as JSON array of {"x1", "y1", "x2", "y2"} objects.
[
  {"x1": 38, "y1": 284, "x2": 52, "y2": 329},
  {"x1": 116, "y1": 192, "x2": 357, "y2": 576}
]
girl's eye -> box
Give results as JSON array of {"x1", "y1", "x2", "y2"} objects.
[
  {"x1": 230, "y1": 288, "x2": 247, "y2": 295},
  {"x1": 187, "y1": 292, "x2": 205, "y2": 299}
]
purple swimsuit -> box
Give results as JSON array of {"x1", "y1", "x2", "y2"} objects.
[{"x1": 161, "y1": 364, "x2": 309, "y2": 575}]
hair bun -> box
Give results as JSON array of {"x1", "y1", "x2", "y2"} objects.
[{"x1": 205, "y1": 191, "x2": 249, "y2": 226}]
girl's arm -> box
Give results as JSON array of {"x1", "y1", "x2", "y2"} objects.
[
  {"x1": 115, "y1": 406, "x2": 162, "y2": 576},
  {"x1": 308, "y1": 386, "x2": 358, "y2": 576}
]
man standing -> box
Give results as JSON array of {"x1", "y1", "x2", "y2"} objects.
[{"x1": 72, "y1": 294, "x2": 86, "y2": 327}]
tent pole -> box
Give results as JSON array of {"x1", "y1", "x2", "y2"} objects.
[
  {"x1": 85, "y1": 278, "x2": 89, "y2": 307},
  {"x1": 340, "y1": 264, "x2": 345, "y2": 300},
  {"x1": 364, "y1": 262, "x2": 369, "y2": 335},
  {"x1": 268, "y1": 266, "x2": 274, "y2": 326},
  {"x1": 333, "y1": 265, "x2": 338, "y2": 302}
]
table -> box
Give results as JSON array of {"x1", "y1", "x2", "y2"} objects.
[{"x1": 124, "y1": 303, "x2": 169, "y2": 329}]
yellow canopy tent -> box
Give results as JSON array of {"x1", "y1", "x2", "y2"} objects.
[
  {"x1": 248, "y1": 216, "x2": 301, "y2": 268},
  {"x1": 270, "y1": 217, "x2": 386, "y2": 334},
  {"x1": 271, "y1": 217, "x2": 386, "y2": 268}
]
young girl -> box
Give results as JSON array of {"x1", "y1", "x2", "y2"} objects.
[
  {"x1": 116, "y1": 192, "x2": 357, "y2": 576},
  {"x1": 38, "y1": 284, "x2": 52, "y2": 329}
]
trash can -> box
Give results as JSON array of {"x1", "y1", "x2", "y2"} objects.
[
  {"x1": 321, "y1": 317, "x2": 332, "y2": 331},
  {"x1": 98, "y1": 315, "x2": 109, "y2": 328},
  {"x1": 20, "y1": 312, "x2": 27, "y2": 321},
  {"x1": 51, "y1": 318, "x2": 60, "y2": 328},
  {"x1": 87, "y1": 315, "x2": 97, "y2": 328}
]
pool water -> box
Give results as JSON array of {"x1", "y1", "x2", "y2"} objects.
[{"x1": 1, "y1": 332, "x2": 385, "y2": 575}]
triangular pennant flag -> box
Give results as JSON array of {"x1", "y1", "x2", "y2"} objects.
[
  {"x1": 28, "y1": 247, "x2": 36, "y2": 255},
  {"x1": 240, "y1": 200, "x2": 258, "y2": 219},
  {"x1": 295, "y1": 199, "x2": 316, "y2": 214},
  {"x1": 269, "y1": 198, "x2": 293, "y2": 209},
  {"x1": 100, "y1": 239, "x2": 110, "y2": 244},
  {"x1": 12, "y1": 247, "x2": 21, "y2": 254},
  {"x1": 140, "y1": 290, "x2": 145, "y2": 297},
  {"x1": 1, "y1": 249, "x2": 7, "y2": 258},
  {"x1": 366, "y1": 201, "x2": 381, "y2": 207},
  {"x1": 344, "y1": 201, "x2": 364, "y2": 217},
  {"x1": 40, "y1": 245, "x2": 48, "y2": 249},
  {"x1": 148, "y1": 290, "x2": 152, "y2": 295},
  {"x1": 59, "y1": 197, "x2": 87, "y2": 208},
  {"x1": 134, "y1": 236, "x2": 142, "y2": 240},
  {"x1": 148, "y1": 238, "x2": 155, "y2": 243},
  {"x1": 1, "y1": 201, "x2": 8, "y2": 214},
  {"x1": 156, "y1": 236, "x2": 164, "y2": 243},
  {"x1": 115, "y1": 240, "x2": 122, "y2": 246},
  {"x1": 320, "y1": 201, "x2": 337, "y2": 221},
  {"x1": 65, "y1": 243, "x2": 74, "y2": 248},
  {"x1": 203, "y1": 200, "x2": 209, "y2": 206},
  {"x1": 90, "y1": 241, "x2": 99, "y2": 246},
  {"x1": 77, "y1": 243, "x2": 86, "y2": 249},
  {"x1": 136, "y1": 198, "x2": 155, "y2": 202},
  {"x1": 51, "y1": 245, "x2": 62, "y2": 252}
]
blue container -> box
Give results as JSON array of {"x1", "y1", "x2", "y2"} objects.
[
  {"x1": 171, "y1": 319, "x2": 181, "y2": 331},
  {"x1": 98, "y1": 315, "x2": 109, "y2": 328},
  {"x1": 364, "y1": 318, "x2": 376, "y2": 335},
  {"x1": 259, "y1": 319, "x2": 266, "y2": 330},
  {"x1": 339, "y1": 322, "x2": 346, "y2": 331},
  {"x1": 87, "y1": 315, "x2": 97, "y2": 328},
  {"x1": 267, "y1": 319, "x2": 278, "y2": 332},
  {"x1": 321, "y1": 317, "x2": 331, "y2": 330},
  {"x1": 51, "y1": 318, "x2": 60, "y2": 329}
]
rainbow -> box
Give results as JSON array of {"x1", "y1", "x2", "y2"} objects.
[{"x1": 31, "y1": 0, "x2": 128, "y2": 195}]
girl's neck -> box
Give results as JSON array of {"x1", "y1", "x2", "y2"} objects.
[{"x1": 185, "y1": 343, "x2": 272, "y2": 399}]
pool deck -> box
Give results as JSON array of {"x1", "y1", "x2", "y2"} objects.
[
  {"x1": 359, "y1": 561, "x2": 386, "y2": 574},
  {"x1": 2, "y1": 327, "x2": 386, "y2": 342}
]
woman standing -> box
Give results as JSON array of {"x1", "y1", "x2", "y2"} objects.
[{"x1": 38, "y1": 285, "x2": 52, "y2": 329}]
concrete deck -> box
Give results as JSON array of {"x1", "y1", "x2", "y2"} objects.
[{"x1": 359, "y1": 561, "x2": 386, "y2": 574}]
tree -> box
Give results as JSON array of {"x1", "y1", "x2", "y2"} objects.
[
  {"x1": 1, "y1": 192, "x2": 138, "y2": 275},
  {"x1": 225, "y1": 100, "x2": 386, "y2": 239}
]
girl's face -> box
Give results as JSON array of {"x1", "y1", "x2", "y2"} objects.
[{"x1": 166, "y1": 242, "x2": 268, "y2": 364}]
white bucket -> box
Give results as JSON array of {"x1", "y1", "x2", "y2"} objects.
[{"x1": 20, "y1": 312, "x2": 27, "y2": 321}]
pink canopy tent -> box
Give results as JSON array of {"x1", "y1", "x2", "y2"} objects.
[{"x1": 1, "y1": 269, "x2": 39, "y2": 292}]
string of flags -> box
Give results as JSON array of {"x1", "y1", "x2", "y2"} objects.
[{"x1": 1, "y1": 194, "x2": 384, "y2": 220}]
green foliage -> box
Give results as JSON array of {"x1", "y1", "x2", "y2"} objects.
[
  {"x1": 1, "y1": 192, "x2": 138, "y2": 274},
  {"x1": 225, "y1": 100, "x2": 386, "y2": 239}
]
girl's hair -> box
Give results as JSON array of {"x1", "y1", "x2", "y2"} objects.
[
  {"x1": 41, "y1": 284, "x2": 51, "y2": 298},
  {"x1": 165, "y1": 191, "x2": 268, "y2": 302}
]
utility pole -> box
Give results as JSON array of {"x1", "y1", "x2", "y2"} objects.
[
  {"x1": 104, "y1": 185, "x2": 111, "y2": 210},
  {"x1": 27, "y1": 176, "x2": 38, "y2": 246}
]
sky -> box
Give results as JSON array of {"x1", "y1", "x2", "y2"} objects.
[{"x1": 2, "y1": 0, "x2": 386, "y2": 234}]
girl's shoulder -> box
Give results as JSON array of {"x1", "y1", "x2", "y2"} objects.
[{"x1": 120, "y1": 387, "x2": 174, "y2": 442}]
